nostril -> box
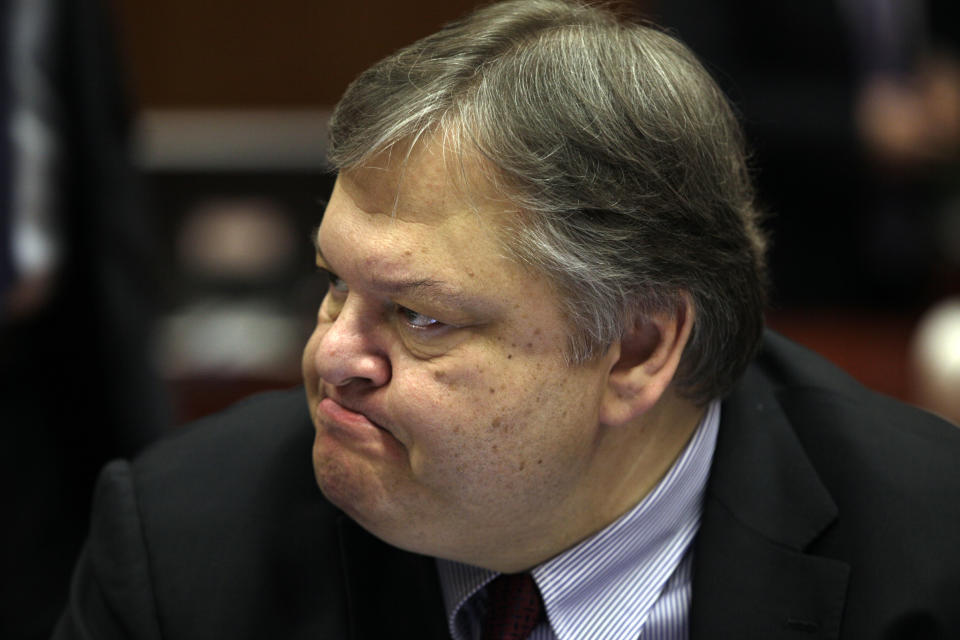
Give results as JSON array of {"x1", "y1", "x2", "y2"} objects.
[{"x1": 315, "y1": 330, "x2": 391, "y2": 388}]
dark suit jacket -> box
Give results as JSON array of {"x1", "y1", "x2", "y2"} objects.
[{"x1": 54, "y1": 332, "x2": 960, "y2": 639}]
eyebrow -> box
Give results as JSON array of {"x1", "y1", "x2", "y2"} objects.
[{"x1": 314, "y1": 238, "x2": 482, "y2": 311}]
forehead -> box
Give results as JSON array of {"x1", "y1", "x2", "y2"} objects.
[
  {"x1": 317, "y1": 143, "x2": 537, "y2": 309},
  {"x1": 335, "y1": 141, "x2": 510, "y2": 226},
  {"x1": 316, "y1": 141, "x2": 524, "y2": 274}
]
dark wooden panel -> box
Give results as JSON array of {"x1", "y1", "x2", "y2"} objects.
[
  {"x1": 111, "y1": 0, "x2": 483, "y2": 108},
  {"x1": 766, "y1": 309, "x2": 918, "y2": 402}
]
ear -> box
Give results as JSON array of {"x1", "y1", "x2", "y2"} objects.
[{"x1": 599, "y1": 295, "x2": 695, "y2": 427}]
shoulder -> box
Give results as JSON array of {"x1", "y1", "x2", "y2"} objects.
[
  {"x1": 127, "y1": 385, "x2": 341, "y2": 570},
  {"x1": 125, "y1": 387, "x2": 328, "y2": 534},
  {"x1": 735, "y1": 331, "x2": 960, "y2": 633},
  {"x1": 698, "y1": 331, "x2": 960, "y2": 636},
  {"x1": 131, "y1": 388, "x2": 330, "y2": 524},
  {"x1": 135, "y1": 386, "x2": 316, "y2": 493},
  {"x1": 748, "y1": 330, "x2": 960, "y2": 487},
  {"x1": 72, "y1": 387, "x2": 350, "y2": 638}
]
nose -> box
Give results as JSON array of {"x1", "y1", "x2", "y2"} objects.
[{"x1": 313, "y1": 296, "x2": 391, "y2": 389}]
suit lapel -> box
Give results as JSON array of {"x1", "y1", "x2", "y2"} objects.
[
  {"x1": 690, "y1": 367, "x2": 850, "y2": 639},
  {"x1": 336, "y1": 514, "x2": 449, "y2": 640}
]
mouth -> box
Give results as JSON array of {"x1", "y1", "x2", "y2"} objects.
[
  {"x1": 318, "y1": 397, "x2": 383, "y2": 431},
  {"x1": 314, "y1": 394, "x2": 406, "y2": 462}
]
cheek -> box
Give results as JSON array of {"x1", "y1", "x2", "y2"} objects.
[
  {"x1": 301, "y1": 323, "x2": 326, "y2": 386},
  {"x1": 393, "y1": 355, "x2": 568, "y2": 464},
  {"x1": 418, "y1": 352, "x2": 526, "y2": 420}
]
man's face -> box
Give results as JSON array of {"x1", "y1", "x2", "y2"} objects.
[{"x1": 302, "y1": 143, "x2": 619, "y2": 571}]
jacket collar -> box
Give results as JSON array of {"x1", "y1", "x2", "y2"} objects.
[{"x1": 690, "y1": 364, "x2": 850, "y2": 639}]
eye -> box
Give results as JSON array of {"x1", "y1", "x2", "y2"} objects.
[
  {"x1": 399, "y1": 306, "x2": 443, "y2": 330},
  {"x1": 319, "y1": 268, "x2": 348, "y2": 295}
]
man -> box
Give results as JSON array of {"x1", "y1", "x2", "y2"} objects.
[{"x1": 55, "y1": 1, "x2": 960, "y2": 638}]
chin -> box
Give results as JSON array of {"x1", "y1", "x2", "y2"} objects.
[
  {"x1": 313, "y1": 436, "x2": 368, "y2": 506},
  {"x1": 312, "y1": 452, "x2": 437, "y2": 553},
  {"x1": 312, "y1": 436, "x2": 396, "y2": 526}
]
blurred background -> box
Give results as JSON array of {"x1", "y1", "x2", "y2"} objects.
[
  {"x1": 114, "y1": 0, "x2": 960, "y2": 423},
  {"x1": 2, "y1": 0, "x2": 958, "y2": 637}
]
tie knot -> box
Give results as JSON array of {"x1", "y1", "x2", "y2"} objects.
[{"x1": 481, "y1": 572, "x2": 544, "y2": 640}]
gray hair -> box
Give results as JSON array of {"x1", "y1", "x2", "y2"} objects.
[{"x1": 327, "y1": 0, "x2": 768, "y2": 403}]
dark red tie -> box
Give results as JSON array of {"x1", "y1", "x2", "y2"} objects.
[{"x1": 481, "y1": 573, "x2": 544, "y2": 640}]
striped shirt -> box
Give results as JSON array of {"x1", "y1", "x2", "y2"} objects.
[{"x1": 437, "y1": 400, "x2": 720, "y2": 640}]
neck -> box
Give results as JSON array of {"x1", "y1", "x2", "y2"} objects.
[
  {"x1": 487, "y1": 390, "x2": 707, "y2": 573},
  {"x1": 590, "y1": 390, "x2": 706, "y2": 523}
]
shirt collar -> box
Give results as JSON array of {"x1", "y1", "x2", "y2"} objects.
[{"x1": 437, "y1": 399, "x2": 720, "y2": 640}]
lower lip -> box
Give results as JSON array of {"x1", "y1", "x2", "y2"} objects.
[
  {"x1": 317, "y1": 397, "x2": 382, "y2": 434},
  {"x1": 315, "y1": 398, "x2": 405, "y2": 460}
]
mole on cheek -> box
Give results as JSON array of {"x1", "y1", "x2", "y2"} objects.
[{"x1": 433, "y1": 368, "x2": 460, "y2": 389}]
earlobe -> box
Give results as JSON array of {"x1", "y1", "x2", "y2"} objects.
[{"x1": 599, "y1": 297, "x2": 695, "y2": 427}]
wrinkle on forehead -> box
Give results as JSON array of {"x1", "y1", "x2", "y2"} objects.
[{"x1": 340, "y1": 137, "x2": 519, "y2": 226}]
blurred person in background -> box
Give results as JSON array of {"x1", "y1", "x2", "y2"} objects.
[
  {"x1": 1, "y1": 0, "x2": 168, "y2": 637},
  {"x1": 652, "y1": 0, "x2": 960, "y2": 307}
]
